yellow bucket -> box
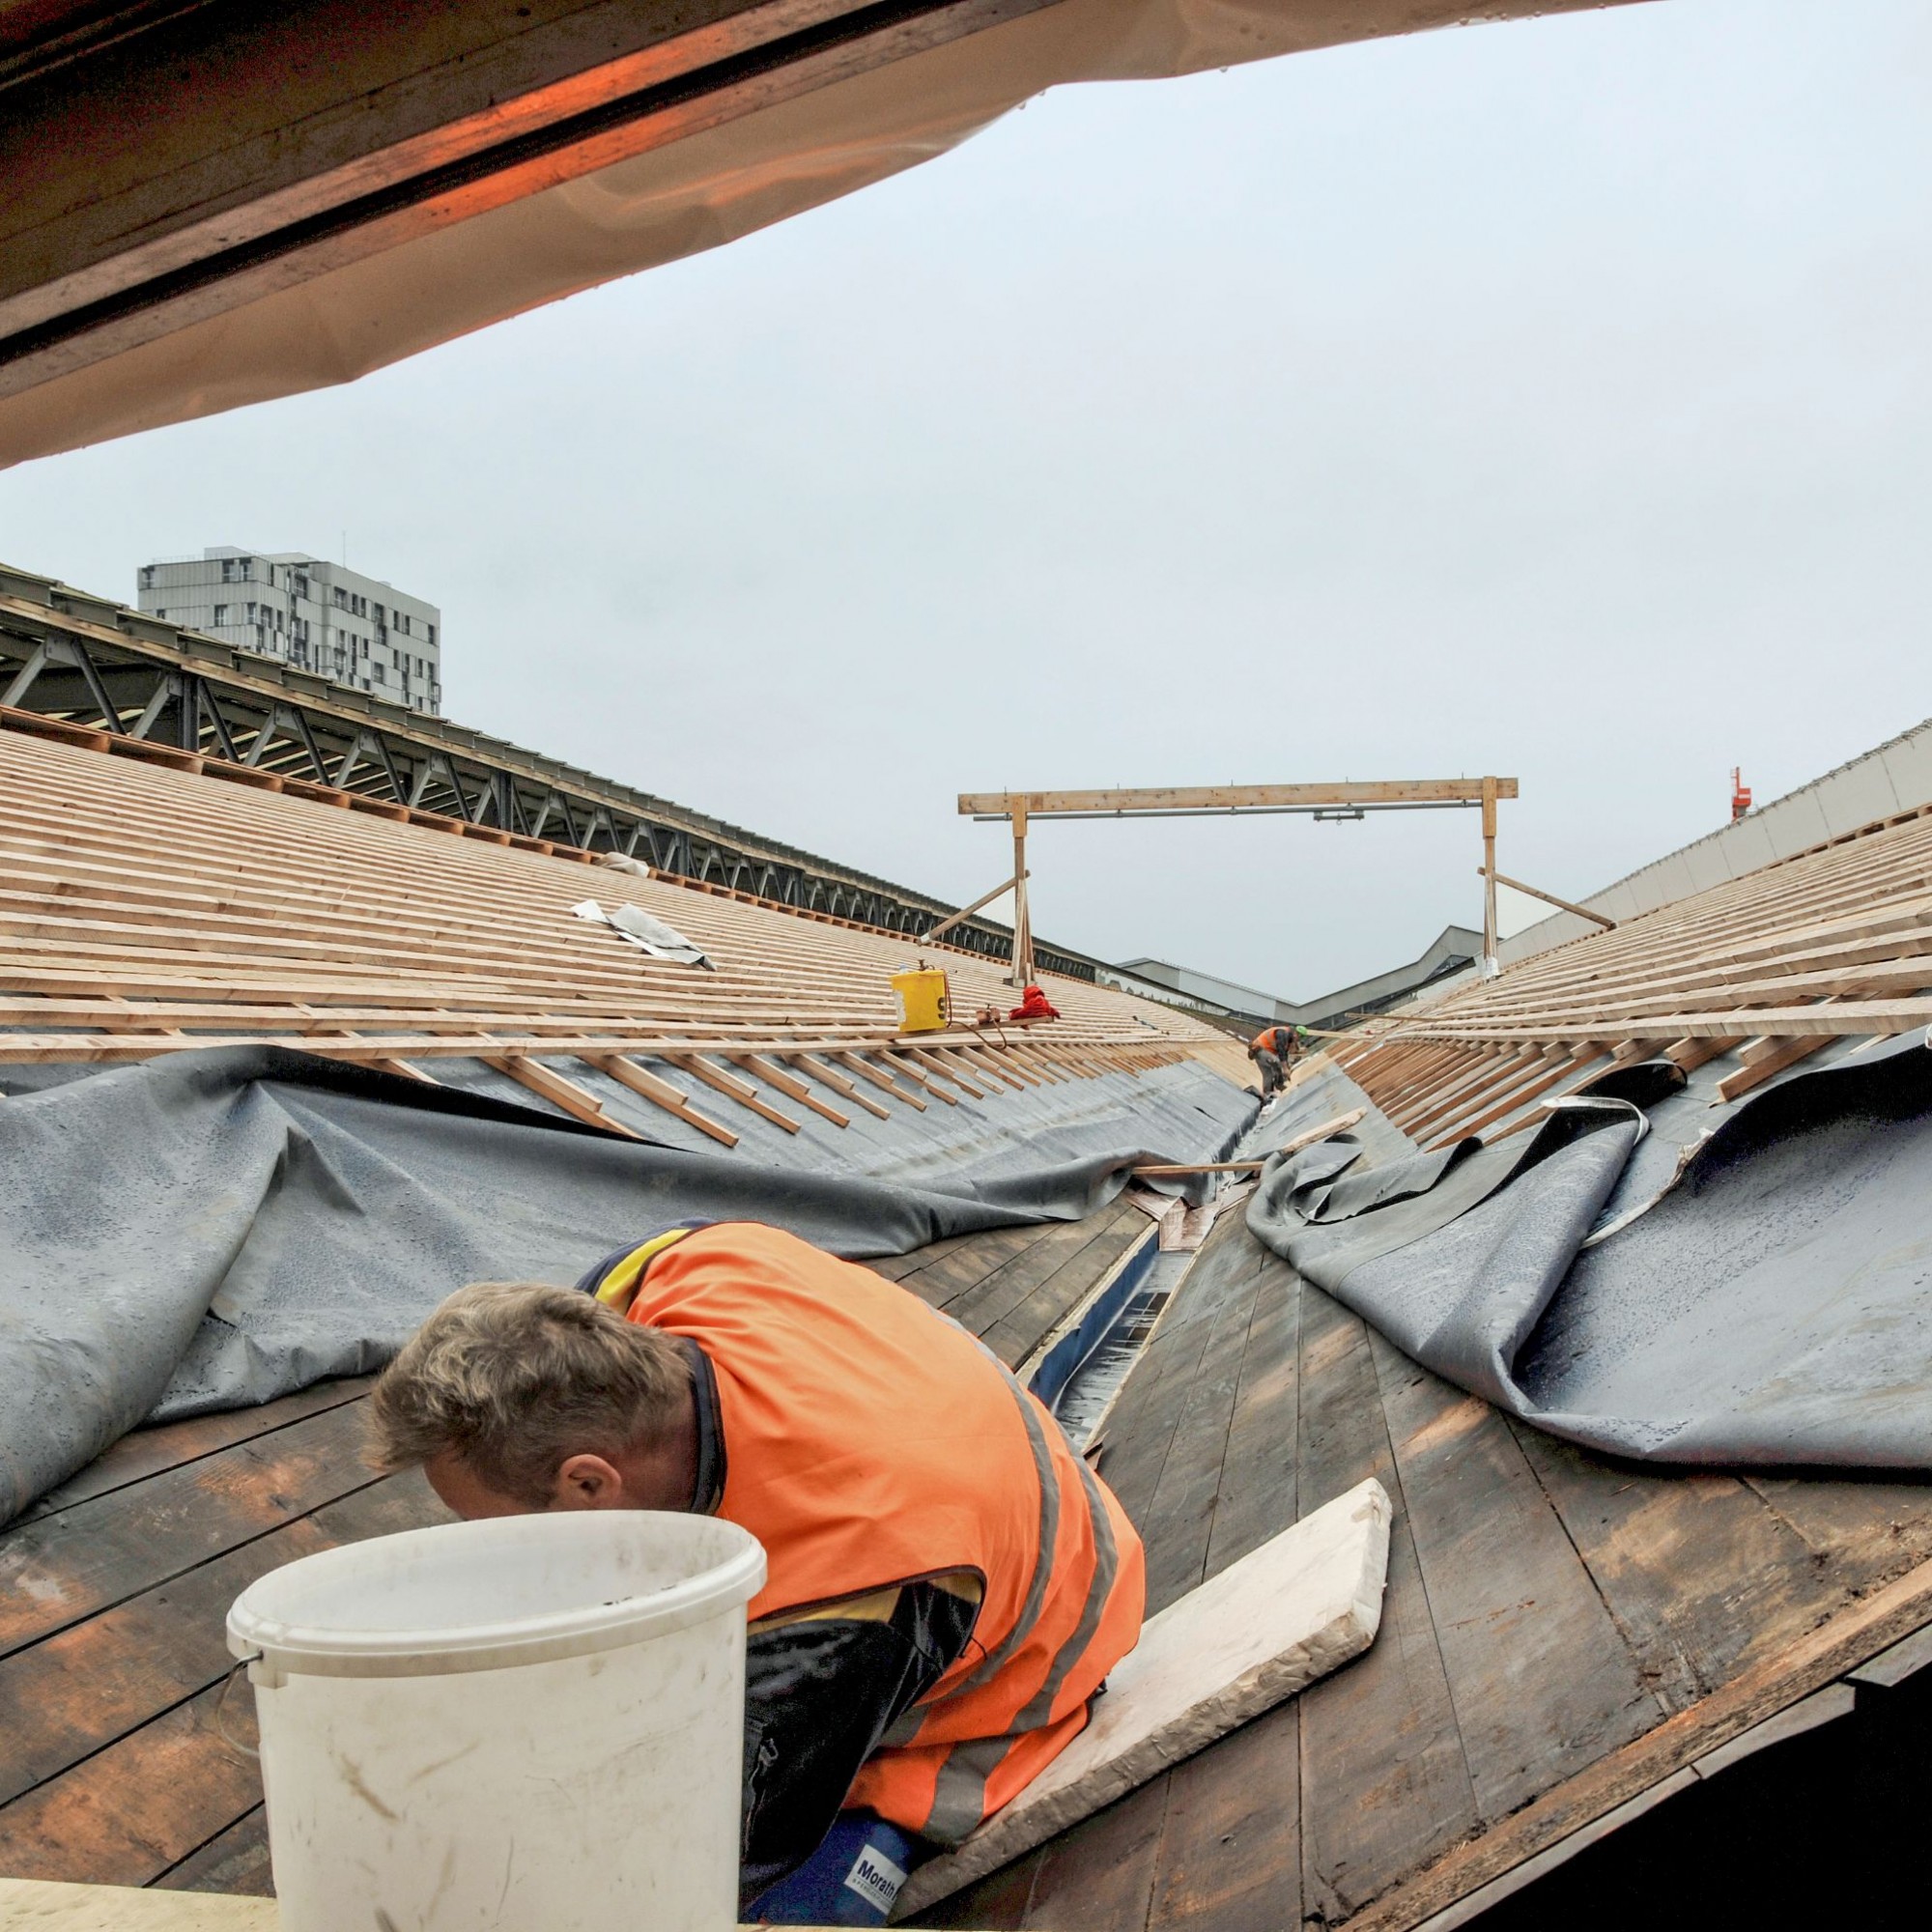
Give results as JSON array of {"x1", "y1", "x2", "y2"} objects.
[{"x1": 892, "y1": 966, "x2": 951, "y2": 1034}]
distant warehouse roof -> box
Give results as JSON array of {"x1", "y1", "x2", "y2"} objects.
[{"x1": 1108, "y1": 925, "x2": 1483, "y2": 1032}]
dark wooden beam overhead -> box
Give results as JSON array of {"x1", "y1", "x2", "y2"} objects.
[{"x1": 0, "y1": 0, "x2": 1055, "y2": 402}]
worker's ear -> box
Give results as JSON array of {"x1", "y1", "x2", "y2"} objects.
[{"x1": 551, "y1": 1453, "x2": 628, "y2": 1510}]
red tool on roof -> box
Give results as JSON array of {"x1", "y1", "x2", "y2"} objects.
[{"x1": 1009, "y1": 983, "x2": 1060, "y2": 1022}]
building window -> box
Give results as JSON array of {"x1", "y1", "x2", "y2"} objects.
[
  {"x1": 139, "y1": 566, "x2": 156, "y2": 589},
  {"x1": 372, "y1": 663, "x2": 386, "y2": 683},
  {"x1": 155, "y1": 609, "x2": 166, "y2": 619},
  {"x1": 213, "y1": 604, "x2": 229, "y2": 624}
]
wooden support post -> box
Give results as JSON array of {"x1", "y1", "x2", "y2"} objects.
[
  {"x1": 922, "y1": 870, "x2": 1028, "y2": 948},
  {"x1": 1009, "y1": 802, "x2": 1034, "y2": 988},
  {"x1": 1481, "y1": 775, "x2": 1500, "y2": 980},
  {"x1": 1475, "y1": 866, "x2": 1616, "y2": 931}
]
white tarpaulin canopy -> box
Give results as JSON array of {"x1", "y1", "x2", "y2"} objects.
[{"x1": 0, "y1": 0, "x2": 1634, "y2": 468}]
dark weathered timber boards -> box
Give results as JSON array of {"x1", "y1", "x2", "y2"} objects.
[
  {"x1": 153, "y1": 1804, "x2": 271, "y2": 1896},
  {"x1": 920, "y1": 1221, "x2": 1932, "y2": 1932},
  {"x1": 0, "y1": 1677, "x2": 263, "y2": 1886},
  {"x1": 1367, "y1": 1334, "x2": 1666, "y2": 1820},
  {"x1": 1292, "y1": 1290, "x2": 1473, "y2": 1924},
  {"x1": 1344, "y1": 1546, "x2": 1932, "y2": 1932},
  {"x1": 1503, "y1": 1427, "x2": 1844, "y2": 1713},
  {"x1": 0, "y1": 1400, "x2": 388, "y2": 1657},
  {"x1": 872, "y1": 1221, "x2": 1055, "y2": 1302},
  {"x1": 17, "y1": 1376, "x2": 376, "y2": 1521},
  {"x1": 940, "y1": 1203, "x2": 1138, "y2": 1344},
  {"x1": 0, "y1": 1472, "x2": 449, "y2": 1810},
  {"x1": 0, "y1": 1468, "x2": 452, "y2": 1887},
  {"x1": 862, "y1": 1205, "x2": 1143, "y2": 1370},
  {"x1": 1199, "y1": 1262, "x2": 1300, "y2": 1586},
  {"x1": 1083, "y1": 1214, "x2": 1260, "y2": 1537},
  {"x1": 1136, "y1": 1274, "x2": 1262, "y2": 1616},
  {"x1": 979, "y1": 1208, "x2": 1148, "y2": 1371},
  {"x1": 1147, "y1": 1699, "x2": 1301, "y2": 1932}
]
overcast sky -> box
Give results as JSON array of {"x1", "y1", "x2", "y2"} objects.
[{"x1": 2, "y1": 0, "x2": 1927, "y2": 999}]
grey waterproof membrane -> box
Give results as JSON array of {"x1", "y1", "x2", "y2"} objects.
[
  {"x1": 0, "y1": 1046, "x2": 1251, "y2": 1524},
  {"x1": 1247, "y1": 1033, "x2": 1932, "y2": 1468}
]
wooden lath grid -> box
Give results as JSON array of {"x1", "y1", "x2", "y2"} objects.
[
  {"x1": 0, "y1": 726, "x2": 1229, "y2": 1146},
  {"x1": 0, "y1": 698, "x2": 1077, "y2": 973},
  {"x1": 1325, "y1": 806, "x2": 1932, "y2": 1149}
]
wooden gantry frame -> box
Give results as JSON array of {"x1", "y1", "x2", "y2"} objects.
[{"x1": 958, "y1": 780, "x2": 1521, "y2": 984}]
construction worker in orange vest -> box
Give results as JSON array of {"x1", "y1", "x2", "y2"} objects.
[
  {"x1": 1246, "y1": 1024, "x2": 1305, "y2": 1100},
  {"x1": 370, "y1": 1221, "x2": 1145, "y2": 1926}
]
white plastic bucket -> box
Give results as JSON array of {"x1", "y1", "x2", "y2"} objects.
[{"x1": 227, "y1": 1511, "x2": 765, "y2": 1932}]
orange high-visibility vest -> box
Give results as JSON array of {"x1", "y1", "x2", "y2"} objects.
[
  {"x1": 1253, "y1": 1027, "x2": 1288, "y2": 1057},
  {"x1": 621, "y1": 1222, "x2": 1145, "y2": 1846}
]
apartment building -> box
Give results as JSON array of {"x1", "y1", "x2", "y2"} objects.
[{"x1": 136, "y1": 547, "x2": 442, "y2": 715}]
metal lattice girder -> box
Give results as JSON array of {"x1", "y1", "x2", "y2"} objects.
[{"x1": 0, "y1": 563, "x2": 1100, "y2": 979}]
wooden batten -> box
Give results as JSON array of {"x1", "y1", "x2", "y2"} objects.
[{"x1": 0, "y1": 726, "x2": 1240, "y2": 1150}]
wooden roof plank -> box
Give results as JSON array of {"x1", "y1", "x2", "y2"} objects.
[
  {"x1": 1368, "y1": 1334, "x2": 1666, "y2": 1820},
  {"x1": 1293, "y1": 1285, "x2": 1476, "y2": 1922}
]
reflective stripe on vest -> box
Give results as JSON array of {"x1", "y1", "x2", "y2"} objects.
[
  {"x1": 921, "y1": 1378, "x2": 1124, "y2": 1843},
  {"x1": 620, "y1": 1221, "x2": 1145, "y2": 1845},
  {"x1": 586, "y1": 1224, "x2": 708, "y2": 1311}
]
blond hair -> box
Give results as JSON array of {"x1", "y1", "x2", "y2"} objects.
[{"x1": 369, "y1": 1281, "x2": 691, "y2": 1506}]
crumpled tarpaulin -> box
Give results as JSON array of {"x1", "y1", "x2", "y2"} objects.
[
  {"x1": 0, "y1": 1044, "x2": 1247, "y2": 1525},
  {"x1": 1247, "y1": 1033, "x2": 1932, "y2": 1467},
  {"x1": 570, "y1": 896, "x2": 715, "y2": 967}
]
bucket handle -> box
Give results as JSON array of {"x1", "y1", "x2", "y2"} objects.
[{"x1": 215, "y1": 1656, "x2": 262, "y2": 1760}]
